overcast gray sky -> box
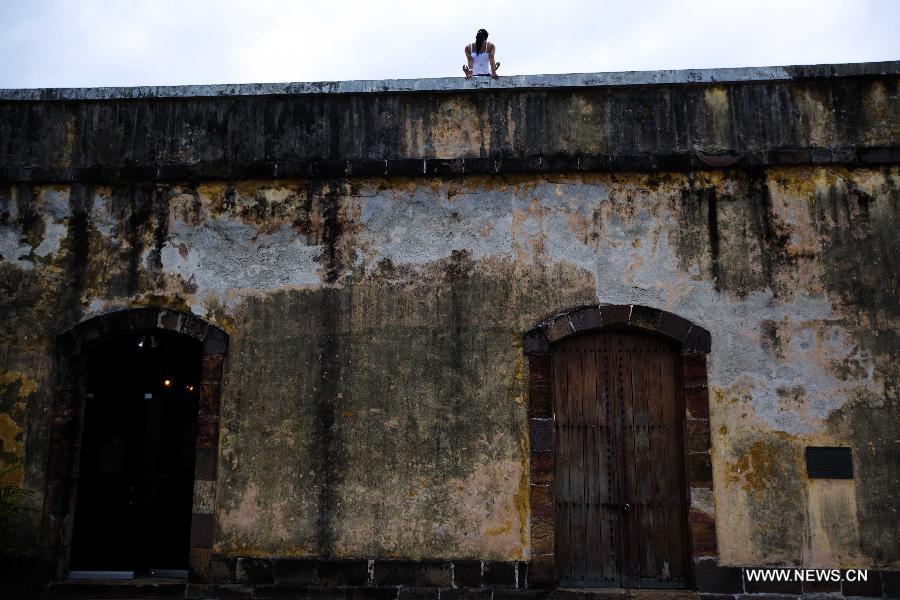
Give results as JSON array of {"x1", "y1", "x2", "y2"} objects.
[{"x1": 1, "y1": 0, "x2": 898, "y2": 89}]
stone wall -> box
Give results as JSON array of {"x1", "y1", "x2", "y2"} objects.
[{"x1": 0, "y1": 63, "x2": 897, "y2": 592}]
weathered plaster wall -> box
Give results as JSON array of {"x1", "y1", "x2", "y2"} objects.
[
  {"x1": 1, "y1": 63, "x2": 898, "y2": 573},
  {"x1": 1, "y1": 166, "x2": 897, "y2": 568}
]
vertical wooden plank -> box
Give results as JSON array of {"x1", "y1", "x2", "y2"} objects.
[
  {"x1": 563, "y1": 343, "x2": 576, "y2": 586},
  {"x1": 631, "y1": 336, "x2": 656, "y2": 582},
  {"x1": 611, "y1": 332, "x2": 628, "y2": 586},
  {"x1": 648, "y1": 343, "x2": 669, "y2": 583},
  {"x1": 552, "y1": 348, "x2": 570, "y2": 585},
  {"x1": 598, "y1": 333, "x2": 616, "y2": 585},
  {"x1": 568, "y1": 336, "x2": 587, "y2": 583},
  {"x1": 583, "y1": 334, "x2": 603, "y2": 584},
  {"x1": 619, "y1": 334, "x2": 641, "y2": 586},
  {"x1": 661, "y1": 346, "x2": 687, "y2": 582}
]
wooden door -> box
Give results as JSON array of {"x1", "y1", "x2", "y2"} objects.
[{"x1": 553, "y1": 330, "x2": 688, "y2": 588}]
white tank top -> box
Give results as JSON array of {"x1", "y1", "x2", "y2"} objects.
[{"x1": 470, "y1": 43, "x2": 491, "y2": 75}]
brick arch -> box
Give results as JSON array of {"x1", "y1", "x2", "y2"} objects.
[
  {"x1": 41, "y1": 307, "x2": 228, "y2": 581},
  {"x1": 523, "y1": 303, "x2": 711, "y2": 355},
  {"x1": 521, "y1": 304, "x2": 716, "y2": 589}
]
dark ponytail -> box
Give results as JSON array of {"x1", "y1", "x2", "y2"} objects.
[{"x1": 475, "y1": 29, "x2": 488, "y2": 54}]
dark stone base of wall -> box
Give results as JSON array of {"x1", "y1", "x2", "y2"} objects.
[
  {"x1": 693, "y1": 558, "x2": 900, "y2": 599},
  {"x1": 2, "y1": 558, "x2": 898, "y2": 599}
]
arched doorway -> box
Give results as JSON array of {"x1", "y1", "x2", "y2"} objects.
[
  {"x1": 522, "y1": 304, "x2": 715, "y2": 590},
  {"x1": 69, "y1": 329, "x2": 200, "y2": 574},
  {"x1": 41, "y1": 308, "x2": 228, "y2": 581}
]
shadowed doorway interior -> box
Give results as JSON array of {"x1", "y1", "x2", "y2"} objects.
[{"x1": 68, "y1": 329, "x2": 200, "y2": 576}]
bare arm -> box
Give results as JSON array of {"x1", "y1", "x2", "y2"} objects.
[
  {"x1": 489, "y1": 43, "x2": 499, "y2": 79},
  {"x1": 463, "y1": 45, "x2": 473, "y2": 78}
]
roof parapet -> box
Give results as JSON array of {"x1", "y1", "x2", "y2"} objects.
[{"x1": 1, "y1": 60, "x2": 898, "y2": 101}]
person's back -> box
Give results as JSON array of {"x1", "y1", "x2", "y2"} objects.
[{"x1": 463, "y1": 29, "x2": 499, "y2": 79}]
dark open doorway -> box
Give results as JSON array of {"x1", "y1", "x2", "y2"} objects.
[{"x1": 68, "y1": 329, "x2": 201, "y2": 575}]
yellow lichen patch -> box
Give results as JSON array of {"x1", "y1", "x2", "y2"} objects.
[
  {"x1": 202, "y1": 292, "x2": 239, "y2": 334},
  {"x1": 0, "y1": 371, "x2": 39, "y2": 399},
  {"x1": 168, "y1": 191, "x2": 207, "y2": 226},
  {"x1": 61, "y1": 112, "x2": 77, "y2": 166},
  {"x1": 197, "y1": 181, "x2": 229, "y2": 211},
  {"x1": 136, "y1": 294, "x2": 193, "y2": 314},
  {"x1": 429, "y1": 97, "x2": 487, "y2": 158},
  {"x1": 514, "y1": 433, "x2": 530, "y2": 553},
  {"x1": 569, "y1": 94, "x2": 603, "y2": 154},
  {"x1": 0, "y1": 412, "x2": 25, "y2": 486},
  {"x1": 703, "y1": 87, "x2": 731, "y2": 149},
  {"x1": 505, "y1": 349, "x2": 527, "y2": 406},
  {"x1": 484, "y1": 521, "x2": 513, "y2": 536},
  {"x1": 724, "y1": 435, "x2": 798, "y2": 495},
  {"x1": 861, "y1": 80, "x2": 899, "y2": 145},
  {"x1": 790, "y1": 88, "x2": 836, "y2": 147}
]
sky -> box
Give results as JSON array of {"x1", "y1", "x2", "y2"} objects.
[{"x1": 1, "y1": 0, "x2": 898, "y2": 89}]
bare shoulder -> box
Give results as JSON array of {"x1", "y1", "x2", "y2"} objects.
[
  {"x1": 464, "y1": 44, "x2": 472, "y2": 54},
  {"x1": 488, "y1": 42, "x2": 496, "y2": 52}
]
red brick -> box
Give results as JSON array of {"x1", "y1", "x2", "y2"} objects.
[
  {"x1": 530, "y1": 418, "x2": 553, "y2": 452},
  {"x1": 190, "y1": 513, "x2": 214, "y2": 548},
  {"x1": 199, "y1": 383, "x2": 221, "y2": 417},
  {"x1": 197, "y1": 415, "x2": 220, "y2": 449},
  {"x1": 527, "y1": 555, "x2": 555, "y2": 588},
  {"x1": 194, "y1": 447, "x2": 218, "y2": 481},
  {"x1": 684, "y1": 326, "x2": 712, "y2": 354},
  {"x1": 690, "y1": 521, "x2": 718, "y2": 556},
  {"x1": 528, "y1": 383, "x2": 552, "y2": 418},
  {"x1": 202, "y1": 353, "x2": 225, "y2": 383},
  {"x1": 530, "y1": 484, "x2": 553, "y2": 521},
  {"x1": 690, "y1": 508, "x2": 715, "y2": 524},
  {"x1": 530, "y1": 452, "x2": 554, "y2": 485},
  {"x1": 688, "y1": 452, "x2": 713, "y2": 487},
  {"x1": 190, "y1": 548, "x2": 212, "y2": 581},
  {"x1": 683, "y1": 355, "x2": 708, "y2": 385},
  {"x1": 528, "y1": 356, "x2": 552, "y2": 386},
  {"x1": 686, "y1": 386, "x2": 710, "y2": 419},
  {"x1": 531, "y1": 510, "x2": 554, "y2": 555},
  {"x1": 686, "y1": 419, "x2": 711, "y2": 453}
]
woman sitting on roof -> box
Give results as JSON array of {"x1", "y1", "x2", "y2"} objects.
[{"x1": 463, "y1": 29, "x2": 499, "y2": 79}]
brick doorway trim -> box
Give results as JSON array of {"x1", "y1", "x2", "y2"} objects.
[
  {"x1": 40, "y1": 307, "x2": 228, "y2": 581},
  {"x1": 522, "y1": 304, "x2": 714, "y2": 589}
]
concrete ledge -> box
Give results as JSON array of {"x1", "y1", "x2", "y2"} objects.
[{"x1": 1, "y1": 60, "x2": 898, "y2": 101}]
